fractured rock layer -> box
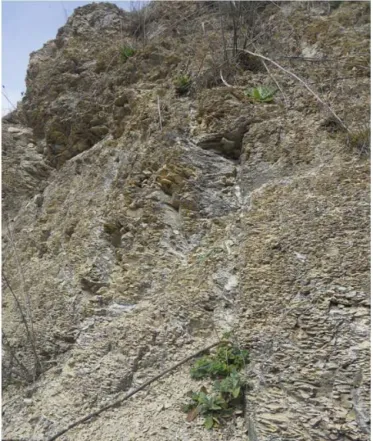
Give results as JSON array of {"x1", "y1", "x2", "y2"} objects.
[{"x1": 2, "y1": 2, "x2": 370, "y2": 440}]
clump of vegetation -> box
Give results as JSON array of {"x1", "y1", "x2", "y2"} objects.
[
  {"x1": 174, "y1": 74, "x2": 192, "y2": 96},
  {"x1": 190, "y1": 344, "x2": 248, "y2": 379},
  {"x1": 245, "y1": 86, "x2": 277, "y2": 103},
  {"x1": 183, "y1": 342, "x2": 249, "y2": 429},
  {"x1": 120, "y1": 46, "x2": 136, "y2": 62},
  {"x1": 347, "y1": 127, "x2": 370, "y2": 156}
]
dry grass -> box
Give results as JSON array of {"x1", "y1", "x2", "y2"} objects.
[{"x1": 346, "y1": 127, "x2": 370, "y2": 156}]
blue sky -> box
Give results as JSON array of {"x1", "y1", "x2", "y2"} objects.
[{"x1": 2, "y1": 1, "x2": 135, "y2": 116}]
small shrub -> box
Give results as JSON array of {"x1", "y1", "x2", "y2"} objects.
[
  {"x1": 174, "y1": 74, "x2": 192, "y2": 96},
  {"x1": 183, "y1": 387, "x2": 232, "y2": 429},
  {"x1": 183, "y1": 373, "x2": 245, "y2": 429},
  {"x1": 120, "y1": 46, "x2": 136, "y2": 62},
  {"x1": 213, "y1": 371, "x2": 243, "y2": 399},
  {"x1": 245, "y1": 85, "x2": 277, "y2": 103},
  {"x1": 347, "y1": 128, "x2": 370, "y2": 156},
  {"x1": 190, "y1": 343, "x2": 248, "y2": 379},
  {"x1": 184, "y1": 342, "x2": 249, "y2": 430},
  {"x1": 190, "y1": 357, "x2": 230, "y2": 379},
  {"x1": 216, "y1": 345, "x2": 249, "y2": 371}
]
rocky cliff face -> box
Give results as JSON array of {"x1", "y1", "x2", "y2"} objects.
[{"x1": 2, "y1": 2, "x2": 370, "y2": 440}]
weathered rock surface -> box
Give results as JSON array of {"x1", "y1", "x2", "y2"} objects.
[
  {"x1": 2, "y1": 122, "x2": 52, "y2": 220},
  {"x1": 2, "y1": 2, "x2": 370, "y2": 441}
]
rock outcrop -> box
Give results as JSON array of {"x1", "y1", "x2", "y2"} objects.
[{"x1": 2, "y1": 2, "x2": 370, "y2": 440}]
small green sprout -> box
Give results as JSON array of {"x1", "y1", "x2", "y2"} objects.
[
  {"x1": 120, "y1": 46, "x2": 136, "y2": 62},
  {"x1": 245, "y1": 85, "x2": 277, "y2": 103}
]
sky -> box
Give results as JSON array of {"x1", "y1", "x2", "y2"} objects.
[{"x1": 1, "y1": 1, "x2": 135, "y2": 116}]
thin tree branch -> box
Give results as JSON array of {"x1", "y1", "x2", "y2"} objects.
[
  {"x1": 6, "y1": 221, "x2": 36, "y2": 342},
  {"x1": 157, "y1": 96, "x2": 162, "y2": 132},
  {"x1": 2, "y1": 91, "x2": 17, "y2": 110},
  {"x1": 237, "y1": 48, "x2": 349, "y2": 132},
  {"x1": 252, "y1": 42, "x2": 288, "y2": 108},
  {"x1": 2, "y1": 274, "x2": 42, "y2": 376},
  {"x1": 46, "y1": 341, "x2": 223, "y2": 441},
  {"x1": 260, "y1": 59, "x2": 288, "y2": 107},
  {"x1": 2, "y1": 332, "x2": 32, "y2": 382},
  {"x1": 5, "y1": 221, "x2": 42, "y2": 374},
  {"x1": 220, "y1": 70, "x2": 233, "y2": 88}
]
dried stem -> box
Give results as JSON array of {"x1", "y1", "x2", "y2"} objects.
[
  {"x1": 237, "y1": 48, "x2": 349, "y2": 132},
  {"x1": 220, "y1": 69, "x2": 233, "y2": 88},
  {"x1": 47, "y1": 341, "x2": 222, "y2": 441},
  {"x1": 3, "y1": 274, "x2": 42, "y2": 377},
  {"x1": 260, "y1": 59, "x2": 288, "y2": 106},
  {"x1": 6, "y1": 221, "x2": 35, "y2": 332},
  {"x1": 2, "y1": 332, "x2": 33, "y2": 382},
  {"x1": 157, "y1": 96, "x2": 162, "y2": 131}
]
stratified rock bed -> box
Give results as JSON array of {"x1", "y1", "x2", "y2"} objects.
[{"x1": 2, "y1": 2, "x2": 370, "y2": 440}]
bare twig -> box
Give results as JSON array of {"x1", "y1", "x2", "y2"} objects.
[
  {"x1": 5, "y1": 221, "x2": 41, "y2": 375},
  {"x1": 2, "y1": 332, "x2": 32, "y2": 382},
  {"x1": 251, "y1": 42, "x2": 288, "y2": 107},
  {"x1": 2, "y1": 91, "x2": 16, "y2": 110},
  {"x1": 274, "y1": 56, "x2": 334, "y2": 62},
  {"x1": 220, "y1": 69, "x2": 233, "y2": 88},
  {"x1": 6, "y1": 222, "x2": 34, "y2": 331},
  {"x1": 157, "y1": 95, "x2": 162, "y2": 132},
  {"x1": 237, "y1": 48, "x2": 349, "y2": 132},
  {"x1": 46, "y1": 341, "x2": 222, "y2": 441},
  {"x1": 260, "y1": 59, "x2": 288, "y2": 107},
  {"x1": 2, "y1": 274, "x2": 41, "y2": 375},
  {"x1": 219, "y1": 4, "x2": 228, "y2": 63}
]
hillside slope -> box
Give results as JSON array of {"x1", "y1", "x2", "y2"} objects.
[{"x1": 2, "y1": 2, "x2": 370, "y2": 440}]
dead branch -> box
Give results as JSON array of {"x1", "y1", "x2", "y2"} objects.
[
  {"x1": 157, "y1": 96, "x2": 162, "y2": 131},
  {"x1": 260, "y1": 59, "x2": 288, "y2": 106},
  {"x1": 5, "y1": 221, "x2": 42, "y2": 375},
  {"x1": 252, "y1": 42, "x2": 287, "y2": 107},
  {"x1": 6, "y1": 221, "x2": 38, "y2": 353},
  {"x1": 2, "y1": 274, "x2": 41, "y2": 375},
  {"x1": 46, "y1": 341, "x2": 222, "y2": 441},
  {"x1": 2, "y1": 332, "x2": 32, "y2": 382},
  {"x1": 237, "y1": 48, "x2": 349, "y2": 132},
  {"x1": 220, "y1": 69, "x2": 233, "y2": 88}
]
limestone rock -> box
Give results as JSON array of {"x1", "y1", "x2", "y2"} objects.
[{"x1": 2, "y1": 2, "x2": 370, "y2": 441}]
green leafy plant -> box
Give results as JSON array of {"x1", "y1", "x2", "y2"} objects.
[
  {"x1": 174, "y1": 74, "x2": 192, "y2": 95},
  {"x1": 216, "y1": 344, "x2": 249, "y2": 371},
  {"x1": 190, "y1": 357, "x2": 230, "y2": 379},
  {"x1": 213, "y1": 371, "x2": 243, "y2": 399},
  {"x1": 120, "y1": 46, "x2": 136, "y2": 62},
  {"x1": 245, "y1": 85, "x2": 277, "y2": 103},
  {"x1": 185, "y1": 342, "x2": 249, "y2": 430},
  {"x1": 190, "y1": 343, "x2": 248, "y2": 379},
  {"x1": 183, "y1": 386, "x2": 233, "y2": 429}
]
